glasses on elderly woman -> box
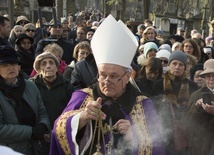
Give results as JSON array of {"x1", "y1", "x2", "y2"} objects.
[
  {"x1": 97, "y1": 71, "x2": 128, "y2": 84},
  {"x1": 205, "y1": 73, "x2": 214, "y2": 79}
]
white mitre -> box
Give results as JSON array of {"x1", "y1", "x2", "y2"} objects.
[{"x1": 91, "y1": 14, "x2": 138, "y2": 68}]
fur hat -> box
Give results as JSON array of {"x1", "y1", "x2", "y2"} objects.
[
  {"x1": 200, "y1": 59, "x2": 214, "y2": 76},
  {"x1": 144, "y1": 42, "x2": 158, "y2": 58},
  {"x1": 0, "y1": 46, "x2": 20, "y2": 64},
  {"x1": 33, "y1": 52, "x2": 60, "y2": 72},
  {"x1": 168, "y1": 50, "x2": 187, "y2": 68}
]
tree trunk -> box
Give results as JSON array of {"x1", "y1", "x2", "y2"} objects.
[
  {"x1": 120, "y1": 0, "x2": 126, "y2": 21},
  {"x1": 67, "y1": 0, "x2": 77, "y2": 16},
  {"x1": 143, "y1": 0, "x2": 150, "y2": 19},
  {"x1": 56, "y1": 0, "x2": 63, "y2": 18}
]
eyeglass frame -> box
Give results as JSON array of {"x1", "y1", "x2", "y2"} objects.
[
  {"x1": 205, "y1": 73, "x2": 214, "y2": 79},
  {"x1": 160, "y1": 59, "x2": 168, "y2": 64},
  {"x1": 19, "y1": 21, "x2": 28, "y2": 25},
  {"x1": 97, "y1": 71, "x2": 129, "y2": 84},
  {"x1": 26, "y1": 29, "x2": 36, "y2": 32}
]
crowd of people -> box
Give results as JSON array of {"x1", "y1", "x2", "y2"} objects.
[{"x1": 0, "y1": 8, "x2": 214, "y2": 155}]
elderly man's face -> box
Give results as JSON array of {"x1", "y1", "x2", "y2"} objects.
[
  {"x1": 98, "y1": 64, "x2": 131, "y2": 99},
  {"x1": 169, "y1": 60, "x2": 185, "y2": 77},
  {"x1": 204, "y1": 73, "x2": 214, "y2": 89},
  {"x1": 38, "y1": 58, "x2": 58, "y2": 78}
]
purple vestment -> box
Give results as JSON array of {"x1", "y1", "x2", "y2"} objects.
[{"x1": 49, "y1": 88, "x2": 165, "y2": 155}]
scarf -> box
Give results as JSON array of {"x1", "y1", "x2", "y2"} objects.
[
  {"x1": 0, "y1": 74, "x2": 25, "y2": 102},
  {"x1": 163, "y1": 70, "x2": 189, "y2": 107},
  {"x1": 0, "y1": 73, "x2": 36, "y2": 126}
]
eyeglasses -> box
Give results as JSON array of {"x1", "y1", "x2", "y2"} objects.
[
  {"x1": 19, "y1": 21, "x2": 28, "y2": 25},
  {"x1": 205, "y1": 74, "x2": 214, "y2": 79},
  {"x1": 184, "y1": 45, "x2": 193, "y2": 49},
  {"x1": 160, "y1": 59, "x2": 168, "y2": 64},
  {"x1": 26, "y1": 29, "x2": 35, "y2": 32},
  {"x1": 97, "y1": 71, "x2": 128, "y2": 84}
]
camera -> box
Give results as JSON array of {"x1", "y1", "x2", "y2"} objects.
[
  {"x1": 202, "y1": 92, "x2": 211, "y2": 105},
  {"x1": 42, "y1": 38, "x2": 59, "y2": 48}
]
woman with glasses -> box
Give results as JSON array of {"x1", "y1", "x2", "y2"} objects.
[
  {"x1": 23, "y1": 23, "x2": 36, "y2": 38},
  {"x1": 156, "y1": 49, "x2": 171, "y2": 74},
  {"x1": 180, "y1": 39, "x2": 201, "y2": 62},
  {"x1": 15, "y1": 15, "x2": 29, "y2": 27},
  {"x1": 184, "y1": 59, "x2": 214, "y2": 155},
  {"x1": 15, "y1": 33, "x2": 34, "y2": 76},
  {"x1": 23, "y1": 23, "x2": 37, "y2": 50}
]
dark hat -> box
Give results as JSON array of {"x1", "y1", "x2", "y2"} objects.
[
  {"x1": 49, "y1": 19, "x2": 62, "y2": 27},
  {"x1": 137, "y1": 24, "x2": 146, "y2": 30},
  {"x1": 87, "y1": 28, "x2": 95, "y2": 33},
  {"x1": 190, "y1": 63, "x2": 203, "y2": 80},
  {"x1": 168, "y1": 50, "x2": 187, "y2": 68},
  {"x1": 15, "y1": 33, "x2": 34, "y2": 45},
  {"x1": 0, "y1": 46, "x2": 20, "y2": 64}
]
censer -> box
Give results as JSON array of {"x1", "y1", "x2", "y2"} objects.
[{"x1": 89, "y1": 110, "x2": 116, "y2": 155}]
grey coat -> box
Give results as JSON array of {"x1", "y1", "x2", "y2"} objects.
[{"x1": 0, "y1": 80, "x2": 50, "y2": 154}]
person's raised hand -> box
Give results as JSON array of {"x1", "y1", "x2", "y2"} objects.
[{"x1": 79, "y1": 97, "x2": 106, "y2": 130}]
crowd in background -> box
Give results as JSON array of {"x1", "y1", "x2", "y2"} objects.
[{"x1": 0, "y1": 8, "x2": 214, "y2": 155}]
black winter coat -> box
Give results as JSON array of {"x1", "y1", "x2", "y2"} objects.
[
  {"x1": 29, "y1": 73, "x2": 74, "y2": 128},
  {"x1": 71, "y1": 54, "x2": 98, "y2": 90}
]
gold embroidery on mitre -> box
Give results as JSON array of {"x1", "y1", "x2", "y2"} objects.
[
  {"x1": 129, "y1": 95, "x2": 153, "y2": 155},
  {"x1": 55, "y1": 88, "x2": 94, "y2": 155}
]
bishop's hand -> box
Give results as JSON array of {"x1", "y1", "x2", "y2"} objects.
[{"x1": 79, "y1": 97, "x2": 106, "y2": 130}]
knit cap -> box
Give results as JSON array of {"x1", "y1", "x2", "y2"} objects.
[
  {"x1": 143, "y1": 42, "x2": 158, "y2": 58},
  {"x1": 159, "y1": 44, "x2": 172, "y2": 53},
  {"x1": 168, "y1": 50, "x2": 187, "y2": 68},
  {"x1": 156, "y1": 49, "x2": 171, "y2": 60}
]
